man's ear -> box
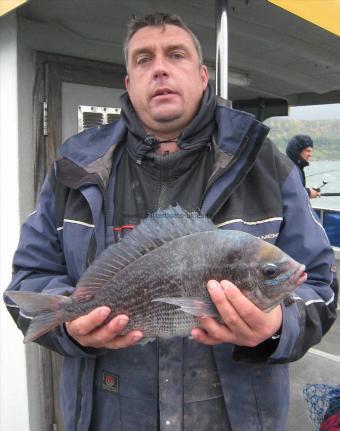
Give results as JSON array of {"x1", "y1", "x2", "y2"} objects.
[
  {"x1": 125, "y1": 75, "x2": 129, "y2": 91},
  {"x1": 200, "y1": 65, "x2": 209, "y2": 90}
]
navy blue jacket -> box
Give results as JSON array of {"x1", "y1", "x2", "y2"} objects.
[
  {"x1": 286, "y1": 134, "x2": 313, "y2": 194},
  {"x1": 5, "y1": 100, "x2": 336, "y2": 431}
]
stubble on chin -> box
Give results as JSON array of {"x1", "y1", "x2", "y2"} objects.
[{"x1": 142, "y1": 106, "x2": 183, "y2": 128}]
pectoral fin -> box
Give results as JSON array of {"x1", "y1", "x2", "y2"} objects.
[{"x1": 152, "y1": 297, "x2": 218, "y2": 317}]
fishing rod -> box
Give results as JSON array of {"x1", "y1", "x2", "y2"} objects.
[
  {"x1": 313, "y1": 179, "x2": 328, "y2": 192},
  {"x1": 313, "y1": 180, "x2": 340, "y2": 196},
  {"x1": 306, "y1": 169, "x2": 337, "y2": 178}
]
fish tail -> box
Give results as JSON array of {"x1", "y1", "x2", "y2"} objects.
[{"x1": 5, "y1": 291, "x2": 72, "y2": 343}]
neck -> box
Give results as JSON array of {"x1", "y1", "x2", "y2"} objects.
[{"x1": 155, "y1": 141, "x2": 180, "y2": 154}]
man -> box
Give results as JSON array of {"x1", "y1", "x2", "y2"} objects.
[
  {"x1": 286, "y1": 134, "x2": 320, "y2": 198},
  {"x1": 4, "y1": 13, "x2": 336, "y2": 431},
  {"x1": 286, "y1": 134, "x2": 339, "y2": 311}
]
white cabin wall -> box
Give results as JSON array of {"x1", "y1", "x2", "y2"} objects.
[
  {"x1": 16, "y1": 16, "x2": 46, "y2": 431},
  {"x1": 17, "y1": 16, "x2": 35, "y2": 218},
  {"x1": 0, "y1": 11, "x2": 30, "y2": 431}
]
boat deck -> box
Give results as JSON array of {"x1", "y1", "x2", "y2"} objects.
[{"x1": 288, "y1": 306, "x2": 340, "y2": 430}]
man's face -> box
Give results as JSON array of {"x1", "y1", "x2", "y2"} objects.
[
  {"x1": 125, "y1": 25, "x2": 209, "y2": 137},
  {"x1": 300, "y1": 147, "x2": 313, "y2": 162}
]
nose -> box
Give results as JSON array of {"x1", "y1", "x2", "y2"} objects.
[{"x1": 152, "y1": 55, "x2": 169, "y2": 79}]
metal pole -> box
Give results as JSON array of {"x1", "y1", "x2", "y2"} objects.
[{"x1": 215, "y1": 0, "x2": 229, "y2": 99}]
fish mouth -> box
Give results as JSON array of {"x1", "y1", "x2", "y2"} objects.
[{"x1": 290, "y1": 264, "x2": 307, "y2": 286}]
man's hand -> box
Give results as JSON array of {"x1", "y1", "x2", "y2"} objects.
[
  {"x1": 310, "y1": 187, "x2": 321, "y2": 199},
  {"x1": 65, "y1": 307, "x2": 143, "y2": 349},
  {"x1": 191, "y1": 280, "x2": 282, "y2": 347}
]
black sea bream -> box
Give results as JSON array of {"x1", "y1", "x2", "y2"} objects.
[{"x1": 6, "y1": 206, "x2": 306, "y2": 343}]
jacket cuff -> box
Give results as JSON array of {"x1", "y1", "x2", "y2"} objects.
[
  {"x1": 232, "y1": 302, "x2": 300, "y2": 363},
  {"x1": 268, "y1": 301, "x2": 301, "y2": 362},
  {"x1": 55, "y1": 324, "x2": 106, "y2": 357}
]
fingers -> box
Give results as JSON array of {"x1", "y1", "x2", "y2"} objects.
[
  {"x1": 65, "y1": 307, "x2": 144, "y2": 349},
  {"x1": 88, "y1": 315, "x2": 143, "y2": 349},
  {"x1": 191, "y1": 280, "x2": 283, "y2": 347},
  {"x1": 219, "y1": 281, "x2": 282, "y2": 338},
  {"x1": 219, "y1": 281, "x2": 264, "y2": 329},
  {"x1": 207, "y1": 280, "x2": 254, "y2": 334},
  {"x1": 66, "y1": 306, "x2": 111, "y2": 337},
  {"x1": 191, "y1": 280, "x2": 252, "y2": 346},
  {"x1": 310, "y1": 189, "x2": 321, "y2": 199},
  {"x1": 191, "y1": 321, "x2": 233, "y2": 345},
  {"x1": 103, "y1": 328, "x2": 144, "y2": 350}
]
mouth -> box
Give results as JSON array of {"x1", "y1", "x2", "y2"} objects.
[
  {"x1": 290, "y1": 264, "x2": 307, "y2": 286},
  {"x1": 152, "y1": 88, "x2": 177, "y2": 99}
]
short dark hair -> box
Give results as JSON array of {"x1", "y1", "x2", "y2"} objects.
[{"x1": 123, "y1": 12, "x2": 203, "y2": 68}]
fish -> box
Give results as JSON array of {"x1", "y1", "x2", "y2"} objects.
[{"x1": 5, "y1": 205, "x2": 307, "y2": 343}]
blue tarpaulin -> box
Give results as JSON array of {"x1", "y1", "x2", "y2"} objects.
[{"x1": 314, "y1": 210, "x2": 340, "y2": 248}]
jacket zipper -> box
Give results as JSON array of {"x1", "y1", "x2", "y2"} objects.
[
  {"x1": 89, "y1": 175, "x2": 110, "y2": 245},
  {"x1": 82, "y1": 175, "x2": 109, "y2": 266},
  {"x1": 157, "y1": 152, "x2": 170, "y2": 208},
  {"x1": 97, "y1": 178, "x2": 110, "y2": 248}
]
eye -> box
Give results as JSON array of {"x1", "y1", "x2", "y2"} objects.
[
  {"x1": 136, "y1": 56, "x2": 151, "y2": 65},
  {"x1": 170, "y1": 51, "x2": 185, "y2": 59},
  {"x1": 262, "y1": 263, "x2": 280, "y2": 278}
]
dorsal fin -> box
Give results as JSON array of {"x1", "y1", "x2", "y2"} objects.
[{"x1": 73, "y1": 205, "x2": 215, "y2": 298}]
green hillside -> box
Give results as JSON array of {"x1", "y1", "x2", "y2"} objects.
[{"x1": 264, "y1": 118, "x2": 340, "y2": 160}]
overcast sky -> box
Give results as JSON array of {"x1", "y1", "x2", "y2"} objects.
[{"x1": 289, "y1": 103, "x2": 340, "y2": 120}]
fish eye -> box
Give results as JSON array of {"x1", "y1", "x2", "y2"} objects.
[{"x1": 262, "y1": 263, "x2": 279, "y2": 278}]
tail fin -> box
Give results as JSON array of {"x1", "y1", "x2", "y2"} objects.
[{"x1": 5, "y1": 291, "x2": 71, "y2": 343}]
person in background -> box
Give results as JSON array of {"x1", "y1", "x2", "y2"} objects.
[
  {"x1": 286, "y1": 134, "x2": 321, "y2": 198},
  {"x1": 4, "y1": 13, "x2": 336, "y2": 431},
  {"x1": 286, "y1": 134, "x2": 338, "y2": 305}
]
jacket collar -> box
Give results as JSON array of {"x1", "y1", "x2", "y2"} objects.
[
  {"x1": 56, "y1": 99, "x2": 269, "y2": 197},
  {"x1": 57, "y1": 120, "x2": 126, "y2": 188},
  {"x1": 202, "y1": 99, "x2": 270, "y2": 217}
]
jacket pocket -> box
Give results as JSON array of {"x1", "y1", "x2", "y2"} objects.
[{"x1": 90, "y1": 345, "x2": 158, "y2": 431}]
